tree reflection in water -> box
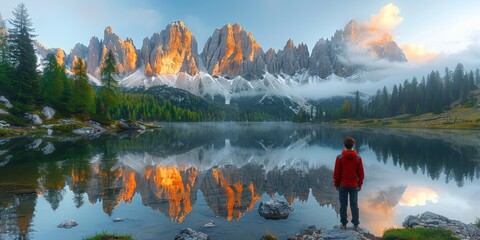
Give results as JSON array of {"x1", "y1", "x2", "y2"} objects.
[{"x1": 0, "y1": 123, "x2": 479, "y2": 238}]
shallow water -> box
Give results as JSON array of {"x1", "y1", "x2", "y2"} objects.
[{"x1": 0, "y1": 123, "x2": 479, "y2": 239}]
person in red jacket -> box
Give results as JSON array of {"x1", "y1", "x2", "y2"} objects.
[{"x1": 333, "y1": 136, "x2": 364, "y2": 230}]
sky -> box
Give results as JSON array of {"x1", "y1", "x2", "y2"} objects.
[{"x1": 1, "y1": 0, "x2": 480, "y2": 59}]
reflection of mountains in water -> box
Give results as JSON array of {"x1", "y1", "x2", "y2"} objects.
[
  {"x1": 73, "y1": 162, "x2": 338, "y2": 223},
  {"x1": 1, "y1": 124, "x2": 480, "y2": 238}
]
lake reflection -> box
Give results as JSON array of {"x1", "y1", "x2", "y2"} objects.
[{"x1": 0, "y1": 123, "x2": 479, "y2": 239}]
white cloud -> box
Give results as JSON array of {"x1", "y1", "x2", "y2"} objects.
[{"x1": 365, "y1": 3, "x2": 403, "y2": 33}]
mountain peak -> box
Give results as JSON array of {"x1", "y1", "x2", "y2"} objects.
[
  {"x1": 202, "y1": 23, "x2": 265, "y2": 77},
  {"x1": 140, "y1": 20, "x2": 199, "y2": 76},
  {"x1": 285, "y1": 39, "x2": 295, "y2": 49},
  {"x1": 104, "y1": 26, "x2": 113, "y2": 35},
  {"x1": 168, "y1": 20, "x2": 185, "y2": 28}
]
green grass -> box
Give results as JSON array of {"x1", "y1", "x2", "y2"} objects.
[
  {"x1": 262, "y1": 234, "x2": 277, "y2": 240},
  {"x1": 83, "y1": 233, "x2": 133, "y2": 240},
  {"x1": 383, "y1": 228, "x2": 458, "y2": 240},
  {"x1": 0, "y1": 128, "x2": 18, "y2": 137}
]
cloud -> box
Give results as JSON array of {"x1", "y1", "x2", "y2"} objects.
[
  {"x1": 399, "y1": 186, "x2": 439, "y2": 207},
  {"x1": 365, "y1": 3, "x2": 403, "y2": 33},
  {"x1": 401, "y1": 44, "x2": 438, "y2": 64}
]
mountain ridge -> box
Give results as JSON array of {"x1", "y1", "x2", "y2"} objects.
[{"x1": 37, "y1": 20, "x2": 406, "y2": 82}]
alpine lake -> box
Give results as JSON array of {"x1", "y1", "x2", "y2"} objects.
[{"x1": 0, "y1": 123, "x2": 479, "y2": 239}]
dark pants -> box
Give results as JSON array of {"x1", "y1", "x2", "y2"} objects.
[{"x1": 339, "y1": 186, "x2": 359, "y2": 225}]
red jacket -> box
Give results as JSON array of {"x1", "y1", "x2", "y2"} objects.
[{"x1": 333, "y1": 150, "x2": 364, "y2": 188}]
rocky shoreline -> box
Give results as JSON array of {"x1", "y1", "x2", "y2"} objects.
[
  {"x1": 173, "y1": 206, "x2": 480, "y2": 240},
  {"x1": 0, "y1": 98, "x2": 158, "y2": 138}
]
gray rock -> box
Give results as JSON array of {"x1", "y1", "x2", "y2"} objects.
[
  {"x1": 86, "y1": 120, "x2": 106, "y2": 133},
  {"x1": 0, "y1": 120, "x2": 9, "y2": 128},
  {"x1": 175, "y1": 228, "x2": 210, "y2": 240},
  {"x1": 277, "y1": 39, "x2": 309, "y2": 76},
  {"x1": 118, "y1": 120, "x2": 146, "y2": 131},
  {"x1": 42, "y1": 106, "x2": 56, "y2": 120},
  {"x1": 112, "y1": 217, "x2": 124, "y2": 222},
  {"x1": 47, "y1": 129, "x2": 53, "y2": 135},
  {"x1": 0, "y1": 109, "x2": 8, "y2": 115},
  {"x1": 403, "y1": 211, "x2": 480, "y2": 240},
  {"x1": 289, "y1": 225, "x2": 377, "y2": 240},
  {"x1": 0, "y1": 96, "x2": 13, "y2": 109},
  {"x1": 42, "y1": 143, "x2": 55, "y2": 155},
  {"x1": 258, "y1": 199, "x2": 294, "y2": 219},
  {"x1": 57, "y1": 220, "x2": 78, "y2": 229},
  {"x1": 203, "y1": 220, "x2": 215, "y2": 228},
  {"x1": 72, "y1": 127, "x2": 97, "y2": 136},
  {"x1": 26, "y1": 139, "x2": 43, "y2": 149},
  {"x1": 0, "y1": 155, "x2": 11, "y2": 167},
  {"x1": 25, "y1": 113, "x2": 43, "y2": 125},
  {"x1": 308, "y1": 38, "x2": 333, "y2": 78}
]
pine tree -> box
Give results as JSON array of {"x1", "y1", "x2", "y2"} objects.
[
  {"x1": 475, "y1": 68, "x2": 480, "y2": 86},
  {"x1": 99, "y1": 49, "x2": 118, "y2": 119},
  {"x1": 354, "y1": 90, "x2": 361, "y2": 118},
  {"x1": 8, "y1": 3, "x2": 39, "y2": 105},
  {"x1": 390, "y1": 85, "x2": 399, "y2": 115},
  {"x1": 0, "y1": 13, "x2": 7, "y2": 60},
  {"x1": 0, "y1": 14, "x2": 11, "y2": 96},
  {"x1": 72, "y1": 58, "x2": 95, "y2": 115},
  {"x1": 41, "y1": 53, "x2": 66, "y2": 108}
]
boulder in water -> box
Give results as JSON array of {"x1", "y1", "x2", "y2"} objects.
[
  {"x1": 258, "y1": 199, "x2": 294, "y2": 219},
  {"x1": 203, "y1": 220, "x2": 215, "y2": 228},
  {"x1": 57, "y1": 220, "x2": 78, "y2": 229}
]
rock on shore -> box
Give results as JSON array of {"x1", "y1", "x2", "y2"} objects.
[
  {"x1": 288, "y1": 225, "x2": 378, "y2": 240},
  {"x1": 403, "y1": 211, "x2": 480, "y2": 240}
]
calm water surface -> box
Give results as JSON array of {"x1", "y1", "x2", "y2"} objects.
[{"x1": 0, "y1": 123, "x2": 479, "y2": 239}]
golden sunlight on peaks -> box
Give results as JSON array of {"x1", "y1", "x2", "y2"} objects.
[
  {"x1": 212, "y1": 168, "x2": 220, "y2": 183},
  {"x1": 118, "y1": 170, "x2": 136, "y2": 203},
  {"x1": 366, "y1": 3, "x2": 403, "y2": 33},
  {"x1": 153, "y1": 166, "x2": 198, "y2": 223},
  {"x1": 399, "y1": 186, "x2": 439, "y2": 207},
  {"x1": 211, "y1": 168, "x2": 261, "y2": 221},
  {"x1": 248, "y1": 183, "x2": 261, "y2": 211},
  {"x1": 401, "y1": 44, "x2": 438, "y2": 63},
  {"x1": 71, "y1": 169, "x2": 87, "y2": 184}
]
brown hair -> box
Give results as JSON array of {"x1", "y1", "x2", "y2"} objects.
[{"x1": 344, "y1": 136, "x2": 355, "y2": 150}]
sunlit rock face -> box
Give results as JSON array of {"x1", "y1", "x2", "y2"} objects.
[
  {"x1": 141, "y1": 21, "x2": 200, "y2": 77},
  {"x1": 201, "y1": 23, "x2": 266, "y2": 77},
  {"x1": 86, "y1": 36, "x2": 102, "y2": 76},
  {"x1": 266, "y1": 39, "x2": 309, "y2": 76},
  {"x1": 67, "y1": 43, "x2": 89, "y2": 67},
  {"x1": 35, "y1": 41, "x2": 67, "y2": 67},
  {"x1": 86, "y1": 26, "x2": 140, "y2": 77}
]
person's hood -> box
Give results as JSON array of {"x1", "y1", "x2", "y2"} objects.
[{"x1": 341, "y1": 150, "x2": 358, "y2": 159}]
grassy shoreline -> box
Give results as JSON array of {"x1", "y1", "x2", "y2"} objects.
[{"x1": 332, "y1": 106, "x2": 480, "y2": 130}]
